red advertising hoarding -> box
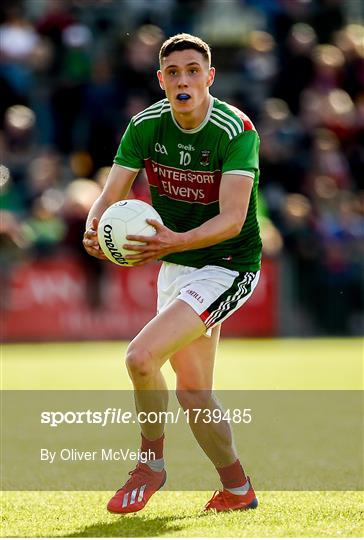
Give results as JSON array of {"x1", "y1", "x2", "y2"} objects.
[{"x1": 1, "y1": 256, "x2": 278, "y2": 341}]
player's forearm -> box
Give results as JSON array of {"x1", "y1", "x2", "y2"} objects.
[
  {"x1": 85, "y1": 166, "x2": 137, "y2": 230},
  {"x1": 85, "y1": 165, "x2": 138, "y2": 230},
  {"x1": 85, "y1": 195, "x2": 114, "y2": 230},
  {"x1": 177, "y1": 210, "x2": 244, "y2": 252}
]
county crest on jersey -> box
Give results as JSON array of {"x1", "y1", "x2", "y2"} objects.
[{"x1": 114, "y1": 96, "x2": 262, "y2": 272}]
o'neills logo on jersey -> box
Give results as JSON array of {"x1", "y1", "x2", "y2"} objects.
[
  {"x1": 103, "y1": 224, "x2": 128, "y2": 265},
  {"x1": 144, "y1": 159, "x2": 221, "y2": 204}
]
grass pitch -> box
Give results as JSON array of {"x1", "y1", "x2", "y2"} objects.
[
  {"x1": 2, "y1": 490, "x2": 362, "y2": 537},
  {"x1": 1, "y1": 338, "x2": 363, "y2": 537}
]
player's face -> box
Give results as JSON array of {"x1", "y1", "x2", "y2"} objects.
[{"x1": 158, "y1": 49, "x2": 215, "y2": 118}]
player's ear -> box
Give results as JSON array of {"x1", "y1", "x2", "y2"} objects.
[
  {"x1": 207, "y1": 66, "x2": 215, "y2": 88},
  {"x1": 157, "y1": 70, "x2": 165, "y2": 90}
]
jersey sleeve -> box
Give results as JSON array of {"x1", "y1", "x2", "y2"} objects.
[
  {"x1": 113, "y1": 120, "x2": 144, "y2": 170},
  {"x1": 222, "y1": 130, "x2": 260, "y2": 178}
]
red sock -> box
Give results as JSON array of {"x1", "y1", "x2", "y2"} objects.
[
  {"x1": 140, "y1": 433, "x2": 164, "y2": 460},
  {"x1": 216, "y1": 459, "x2": 247, "y2": 489}
]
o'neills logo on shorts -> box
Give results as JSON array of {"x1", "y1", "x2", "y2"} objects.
[
  {"x1": 103, "y1": 224, "x2": 128, "y2": 265},
  {"x1": 186, "y1": 289, "x2": 204, "y2": 304}
]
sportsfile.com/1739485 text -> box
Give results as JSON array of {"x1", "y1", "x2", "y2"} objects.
[{"x1": 40, "y1": 408, "x2": 252, "y2": 427}]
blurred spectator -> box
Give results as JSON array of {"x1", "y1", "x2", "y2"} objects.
[
  {"x1": 258, "y1": 98, "x2": 309, "y2": 200},
  {"x1": 36, "y1": 0, "x2": 75, "y2": 51},
  {"x1": 0, "y1": 209, "x2": 30, "y2": 309},
  {"x1": 235, "y1": 31, "x2": 278, "y2": 116},
  {"x1": 314, "y1": 190, "x2": 364, "y2": 333},
  {"x1": 1, "y1": 104, "x2": 37, "y2": 191},
  {"x1": 82, "y1": 56, "x2": 121, "y2": 171},
  {"x1": 22, "y1": 189, "x2": 66, "y2": 257},
  {"x1": 346, "y1": 94, "x2": 364, "y2": 190},
  {"x1": 306, "y1": 128, "x2": 352, "y2": 193},
  {"x1": 25, "y1": 150, "x2": 64, "y2": 207},
  {"x1": 273, "y1": 23, "x2": 316, "y2": 114},
  {"x1": 334, "y1": 24, "x2": 364, "y2": 101},
  {"x1": 309, "y1": 0, "x2": 345, "y2": 44},
  {"x1": 279, "y1": 193, "x2": 321, "y2": 332},
  {"x1": 62, "y1": 179, "x2": 104, "y2": 308},
  {"x1": 0, "y1": 3, "x2": 40, "y2": 99},
  {"x1": 49, "y1": 16, "x2": 92, "y2": 153},
  {"x1": 112, "y1": 24, "x2": 164, "y2": 104}
]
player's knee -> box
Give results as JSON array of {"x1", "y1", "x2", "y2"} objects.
[
  {"x1": 175, "y1": 388, "x2": 212, "y2": 410},
  {"x1": 125, "y1": 346, "x2": 154, "y2": 379}
]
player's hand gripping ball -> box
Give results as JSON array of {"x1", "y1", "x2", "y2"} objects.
[{"x1": 98, "y1": 200, "x2": 163, "y2": 266}]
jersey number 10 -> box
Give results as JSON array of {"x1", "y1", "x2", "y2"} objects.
[{"x1": 179, "y1": 151, "x2": 191, "y2": 166}]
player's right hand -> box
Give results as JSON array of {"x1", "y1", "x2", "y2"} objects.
[{"x1": 83, "y1": 217, "x2": 108, "y2": 260}]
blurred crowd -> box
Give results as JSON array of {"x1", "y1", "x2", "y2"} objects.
[{"x1": 1, "y1": 0, "x2": 363, "y2": 334}]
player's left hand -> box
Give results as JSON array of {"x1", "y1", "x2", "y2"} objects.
[{"x1": 123, "y1": 219, "x2": 185, "y2": 265}]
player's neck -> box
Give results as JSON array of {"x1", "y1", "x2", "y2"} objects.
[{"x1": 173, "y1": 94, "x2": 211, "y2": 130}]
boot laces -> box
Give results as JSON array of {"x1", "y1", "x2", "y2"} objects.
[
  {"x1": 116, "y1": 463, "x2": 150, "y2": 493},
  {"x1": 205, "y1": 489, "x2": 229, "y2": 509}
]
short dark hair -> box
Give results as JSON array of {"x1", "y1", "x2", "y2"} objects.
[{"x1": 159, "y1": 33, "x2": 211, "y2": 66}]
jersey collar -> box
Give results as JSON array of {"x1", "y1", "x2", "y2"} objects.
[{"x1": 170, "y1": 95, "x2": 214, "y2": 134}]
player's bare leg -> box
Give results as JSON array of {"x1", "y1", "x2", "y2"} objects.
[
  {"x1": 107, "y1": 299, "x2": 206, "y2": 513},
  {"x1": 170, "y1": 328, "x2": 258, "y2": 511},
  {"x1": 170, "y1": 326, "x2": 238, "y2": 467},
  {"x1": 125, "y1": 299, "x2": 206, "y2": 439}
]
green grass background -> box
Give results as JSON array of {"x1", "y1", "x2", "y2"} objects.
[{"x1": 1, "y1": 338, "x2": 363, "y2": 537}]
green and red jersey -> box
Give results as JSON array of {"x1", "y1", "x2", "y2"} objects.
[{"x1": 114, "y1": 95, "x2": 262, "y2": 271}]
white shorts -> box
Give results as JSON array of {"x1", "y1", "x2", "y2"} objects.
[{"x1": 157, "y1": 262, "x2": 260, "y2": 334}]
